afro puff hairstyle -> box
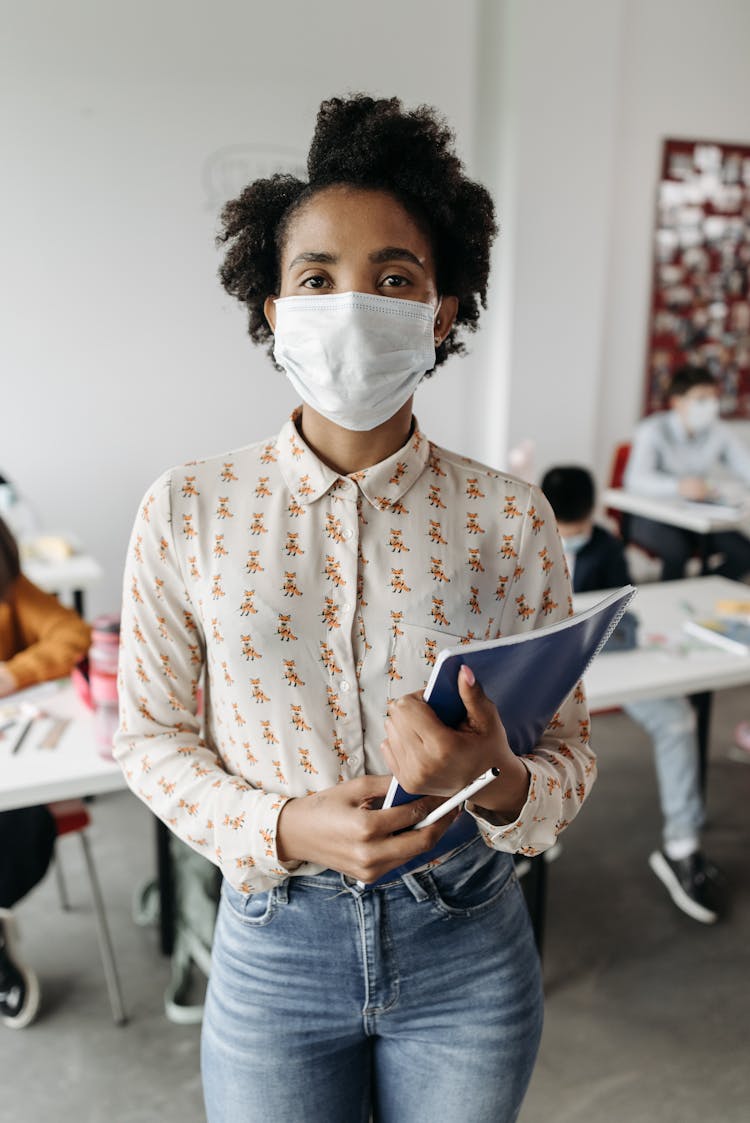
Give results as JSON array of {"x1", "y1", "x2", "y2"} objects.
[{"x1": 217, "y1": 94, "x2": 497, "y2": 370}]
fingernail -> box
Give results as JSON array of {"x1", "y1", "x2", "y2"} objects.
[{"x1": 461, "y1": 664, "x2": 475, "y2": 686}]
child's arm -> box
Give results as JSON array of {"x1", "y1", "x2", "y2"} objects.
[{"x1": 2, "y1": 575, "x2": 91, "y2": 690}]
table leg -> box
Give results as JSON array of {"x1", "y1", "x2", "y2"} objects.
[
  {"x1": 689, "y1": 691, "x2": 713, "y2": 795},
  {"x1": 520, "y1": 856, "x2": 547, "y2": 959},
  {"x1": 156, "y1": 817, "x2": 176, "y2": 956},
  {"x1": 73, "y1": 588, "x2": 85, "y2": 617}
]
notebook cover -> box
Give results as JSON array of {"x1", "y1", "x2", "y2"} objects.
[{"x1": 384, "y1": 584, "x2": 636, "y2": 807}]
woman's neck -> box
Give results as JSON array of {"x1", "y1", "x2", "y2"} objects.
[{"x1": 296, "y1": 401, "x2": 414, "y2": 476}]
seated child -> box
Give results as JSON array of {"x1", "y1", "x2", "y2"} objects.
[
  {"x1": 0, "y1": 516, "x2": 91, "y2": 1027},
  {"x1": 541, "y1": 466, "x2": 722, "y2": 924},
  {"x1": 623, "y1": 366, "x2": 750, "y2": 581}
]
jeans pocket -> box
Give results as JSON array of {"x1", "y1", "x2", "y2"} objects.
[
  {"x1": 220, "y1": 880, "x2": 280, "y2": 927},
  {"x1": 421, "y1": 847, "x2": 517, "y2": 918}
]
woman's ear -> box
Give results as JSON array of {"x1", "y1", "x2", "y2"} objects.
[
  {"x1": 434, "y1": 295, "x2": 459, "y2": 346},
  {"x1": 264, "y1": 295, "x2": 278, "y2": 332}
]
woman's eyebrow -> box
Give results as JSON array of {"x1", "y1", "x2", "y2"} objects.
[
  {"x1": 288, "y1": 251, "x2": 338, "y2": 270},
  {"x1": 369, "y1": 247, "x2": 424, "y2": 269},
  {"x1": 287, "y1": 247, "x2": 424, "y2": 271}
]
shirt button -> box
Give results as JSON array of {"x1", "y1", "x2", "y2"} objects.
[
  {"x1": 342, "y1": 603, "x2": 351, "y2": 614},
  {"x1": 343, "y1": 528, "x2": 353, "y2": 540},
  {"x1": 340, "y1": 680, "x2": 351, "y2": 693}
]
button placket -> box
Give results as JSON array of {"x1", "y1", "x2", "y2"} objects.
[{"x1": 327, "y1": 488, "x2": 363, "y2": 773}]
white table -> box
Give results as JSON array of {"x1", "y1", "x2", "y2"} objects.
[
  {"x1": 22, "y1": 553, "x2": 103, "y2": 616},
  {"x1": 603, "y1": 487, "x2": 747, "y2": 535},
  {"x1": 579, "y1": 575, "x2": 750, "y2": 708},
  {"x1": 0, "y1": 682, "x2": 126, "y2": 812}
]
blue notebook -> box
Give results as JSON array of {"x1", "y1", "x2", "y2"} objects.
[{"x1": 383, "y1": 584, "x2": 636, "y2": 814}]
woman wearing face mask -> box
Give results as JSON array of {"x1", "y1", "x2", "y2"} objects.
[
  {"x1": 624, "y1": 366, "x2": 750, "y2": 581},
  {"x1": 115, "y1": 94, "x2": 596, "y2": 1123}
]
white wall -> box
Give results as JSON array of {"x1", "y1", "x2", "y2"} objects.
[
  {"x1": 1, "y1": 0, "x2": 481, "y2": 616},
  {"x1": 474, "y1": 0, "x2": 624, "y2": 482},
  {"x1": 3, "y1": 0, "x2": 750, "y2": 617}
]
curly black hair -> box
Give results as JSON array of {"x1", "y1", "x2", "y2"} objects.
[{"x1": 217, "y1": 94, "x2": 497, "y2": 370}]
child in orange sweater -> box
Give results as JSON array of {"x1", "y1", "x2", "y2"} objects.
[{"x1": 0, "y1": 516, "x2": 91, "y2": 1028}]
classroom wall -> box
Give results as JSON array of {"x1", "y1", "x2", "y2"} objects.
[
  {"x1": 485, "y1": 0, "x2": 750, "y2": 486},
  {"x1": 3, "y1": 0, "x2": 750, "y2": 616},
  {"x1": 1, "y1": 0, "x2": 482, "y2": 616}
]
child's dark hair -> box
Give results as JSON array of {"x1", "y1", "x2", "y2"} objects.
[
  {"x1": 217, "y1": 94, "x2": 497, "y2": 370},
  {"x1": 540, "y1": 466, "x2": 596, "y2": 523},
  {"x1": 0, "y1": 516, "x2": 20, "y2": 602},
  {"x1": 668, "y1": 366, "x2": 717, "y2": 398}
]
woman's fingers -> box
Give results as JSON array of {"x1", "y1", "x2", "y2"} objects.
[
  {"x1": 347, "y1": 798, "x2": 461, "y2": 883},
  {"x1": 277, "y1": 774, "x2": 462, "y2": 884}
]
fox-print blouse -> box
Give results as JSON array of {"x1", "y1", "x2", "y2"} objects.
[{"x1": 115, "y1": 412, "x2": 595, "y2": 893}]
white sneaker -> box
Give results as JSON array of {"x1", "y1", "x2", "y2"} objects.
[{"x1": 648, "y1": 851, "x2": 720, "y2": 924}]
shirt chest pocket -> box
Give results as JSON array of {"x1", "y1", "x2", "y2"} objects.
[{"x1": 386, "y1": 621, "x2": 466, "y2": 703}]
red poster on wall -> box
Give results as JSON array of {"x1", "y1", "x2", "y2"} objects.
[{"x1": 643, "y1": 138, "x2": 750, "y2": 419}]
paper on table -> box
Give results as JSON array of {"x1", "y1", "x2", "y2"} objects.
[{"x1": 0, "y1": 679, "x2": 67, "y2": 721}]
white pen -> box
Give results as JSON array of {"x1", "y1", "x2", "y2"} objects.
[{"x1": 413, "y1": 767, "x2": 501, "y2": 830}]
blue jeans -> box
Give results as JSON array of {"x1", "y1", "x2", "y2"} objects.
[
  {"x1": 201, "y1": 836, "x2": 543, "y2": 1123},
  {"x1": 624, "y1": 696, "x2": 704, "y2": 846}
]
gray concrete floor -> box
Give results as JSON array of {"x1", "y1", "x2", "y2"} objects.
[{"x1": 2, "y1": 685, "x2": 749, "y2": 1123}]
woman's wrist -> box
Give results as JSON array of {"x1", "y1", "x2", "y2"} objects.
[
  {"x1": 276, "y1": 797, "x2": 305, "y2": 866},
  {"x1": 467, "y1": 757, "x2": 530, "y2": 822}
]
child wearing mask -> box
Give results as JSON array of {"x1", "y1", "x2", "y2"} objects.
[
  {"x1": 0, "y1": 516, "x2": 91, "y2": 1028},
  {"x1": 115, "y1": 94, "x2": 597, "y2": 1123},
  {"x1": 541, "y1": 466, "x2": 722, "y2": 925},
  {"x1": 624, "y1": 366, "x2": 750, "y2": 580}
]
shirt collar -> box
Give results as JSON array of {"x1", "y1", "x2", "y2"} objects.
[{"x1": 275, "y1": 409, "x2": 431, "y2": 509}]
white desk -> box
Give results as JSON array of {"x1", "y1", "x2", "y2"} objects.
[
  {"x1": 603, "y1": 488, "x2": 747, "y2": 535},
  {"x1": 579, "y1": 576, "x2": 750, "y2": 709},
  {"x1": 0, "y1": 683, "x2": 126, "y2": 812},
  {"x1": 22, "y1": 553, "x2": 103, "y2": 616}
]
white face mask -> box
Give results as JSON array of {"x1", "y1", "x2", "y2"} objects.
[
  {"x1": 683, "y1": 397, "x2": 719, "y2": 433},
  {"x1": 562, "y1": 532, "x2": 591, "y2": 555},
  {"x1": 272, "y1": 292, "x2": 437, "y2": 432}
]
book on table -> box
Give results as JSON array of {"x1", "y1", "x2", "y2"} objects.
[
  {"x1": 384, "y1": 583, "x2": 637, "y2": 813},
  {"x1": 683, "y1": 616, "x2": 750, "y2": 655}
]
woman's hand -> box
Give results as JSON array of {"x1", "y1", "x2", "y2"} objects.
[
  {"x1": 382, "y1": 665, "x2": 530, "y2": 821},
  {"x1": 275, "y1": 774, "x2": 461, "y2": 884}
]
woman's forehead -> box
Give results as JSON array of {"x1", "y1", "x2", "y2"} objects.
[{"x1": 282, "y1": 185, "x2": 433, "y2": 261}]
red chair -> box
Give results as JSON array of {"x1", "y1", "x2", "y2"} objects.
[
  {"x1": 605, "y1": 441, "x2": 632, "y2": 537},
  {"x1": 49, "y1": 799, "x2": 127, "y2": 1025}
]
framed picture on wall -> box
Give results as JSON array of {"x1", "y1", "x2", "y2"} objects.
[{"x1": 643, "y1": 137, "x2": 750, "y2": 419}]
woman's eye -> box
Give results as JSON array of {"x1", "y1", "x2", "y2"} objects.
[
  {"x1": 300, "y1": 274, "x2": 329, "y2": 289},
  {"x1": 381, "y1": 274, "x2": 410, "y2": 288}
]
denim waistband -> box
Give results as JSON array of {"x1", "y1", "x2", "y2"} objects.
[{"x1": 276, "y1": 832, "x2": 503, "y2": 903}]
